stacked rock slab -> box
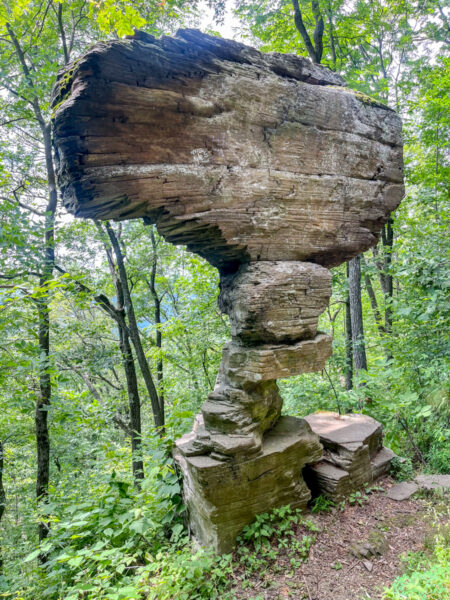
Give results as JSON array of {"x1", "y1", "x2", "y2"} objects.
[
  {"x1": 304, "y1": 412, "x2": 396, "y2": 500},
  {"x1": 174, "y1": 416, "x2": 322, "y2": 553},
  {"x1": 51, "y1": 28, "x2": 404, "y2": 552}
]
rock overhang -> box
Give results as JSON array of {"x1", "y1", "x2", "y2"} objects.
[{"x1": 52, "y1": 28, "x2": 404, "y2": 273}]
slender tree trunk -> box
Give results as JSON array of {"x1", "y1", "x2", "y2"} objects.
[
  {"x1": 382, "y1": 218, "x2": 394, "y2": 334},
  {"x1": 105, "y1": 223, "x2": 164, "y2": 430},
  {"x1": 348, "y1": 256, "x2": 368, "y2": 378},
  {"x1": 56, "y1": 264, "x2": 144, "y2": 484},
  {"x1": 292, "y1": 0, "x2": 324, "y2": 63},
  {"x1": 36, "y1": 125, "x2": 57, "y2": 548},
  {"x1": 0, "y1": 441, "x2": 5, "y2": 572},
  {"x1": 361, "y1": 256, "x2": 385, "y2": 336},
  {"x1": 6, "y1": 21, "x2": 57, "y2": 555},
  {"x1": 36, "y1": 296, "x2": 51, "y2": 545},
  {"x1": 345, "y1": 262, "x2": 353, "y2": 390},
  {"x1": 118, "y1": 325, "x2": 144, "y2": 485},
  {"x1": 149, "y1": 230, "x2": 164, "y2": 414}
]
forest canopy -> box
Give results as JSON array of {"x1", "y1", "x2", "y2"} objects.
[{"x1": 0, "y1": 1, "x2": 448, "y2": 599}]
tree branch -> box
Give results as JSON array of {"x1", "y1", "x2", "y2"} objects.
[{"x1": 292, "y1": 0, "x2": 319, "y2": 63}]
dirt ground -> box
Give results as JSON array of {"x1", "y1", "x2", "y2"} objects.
[{"x1": 230, "y1": 478, "x2": 448, "y2": 600}]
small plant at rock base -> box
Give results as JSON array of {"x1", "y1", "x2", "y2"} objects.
[
  {"x1": 390, "y1": 456, "x2": 415, "y2": 482},
  {"x1": 348, "y1": 490, "x2": 369, "y2": 506},
  {"x1": 311, "y1": 495, "x2": 335, "y2": 513},
  {"x1": 236, "y1": 505, "x2": 316, "y2": 574},
  {"x1": 365, "y1": 484, "x2": 385, "y2": 494}
]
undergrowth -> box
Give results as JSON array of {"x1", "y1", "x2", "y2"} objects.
[{"x1": 383, "y1": 507, "x2": 450, "y2": 600}]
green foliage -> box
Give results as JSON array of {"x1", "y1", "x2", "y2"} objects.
[
  {"x1": 140, "y1": 549, "x2": 233, "y2": 600},
  {"x1": 310, "y1": 495, "x2": 335, "y2": 514},
  {"x1": 236, "y1": 505, "x2": 318, "y2": 574},
  {"x1": 348, "y1": 490, "x2": 369, "y2": 507},
  {"x1": 383, "y1": 534, "x2": 450, "y2": 600},
  {"x1": 13, "y1": 457, "x2": 185, "y2": 600},
  {"x1": 391, "y1": 456, "x2": 415, "y2": 482}
]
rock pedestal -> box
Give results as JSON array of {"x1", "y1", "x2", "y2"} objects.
[
  {"x1": 304, "y1": 412, "x2": 396, "y2": 499},
  {"x1": 52, "y1": 28, "x2": 404, "y2": 552},
  {"x1": 174, "y1": 416, "x2": 322, "y2": 553}
]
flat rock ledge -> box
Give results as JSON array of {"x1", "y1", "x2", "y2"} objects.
[
  {"x1": 174, "y1": 416, "x2": 323, "y2": 553},
  {"x1": 304, "y1": 412, "x2": 395, "y2": 500}
]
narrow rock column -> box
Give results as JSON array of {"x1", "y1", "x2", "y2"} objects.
[
  {"x1": 173, "y1": 261, "x2": 332, "y2": 551},
  {"x1": 176, "y1": 261, "x2": 333, "y2": 458}
]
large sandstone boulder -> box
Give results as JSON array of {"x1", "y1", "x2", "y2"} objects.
[{"x1": 52, "y1": 29, "x2": 403, "y2": 272}]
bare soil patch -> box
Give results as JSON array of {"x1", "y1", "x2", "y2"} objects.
[{"x1": 230, "y1": 477, "x2": 447, "y2": 600}]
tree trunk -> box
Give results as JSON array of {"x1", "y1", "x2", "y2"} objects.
[
  {"x1": 118, "y1": 325, "x2": 144, "y2": 484},
  {"x1": 149, "y1": 229, "x2": 164, "y2": 414},
  {"x1": 361, "y1": 256, "x2": 385, "y2": 336},
  {"x1": 105, "y1": 223, "x2": 164, "y2": 430},
  {"x1": 36, "y1": 297, "x2": 51, "y2": 545},
  {"x1": 382, "y1": 218, "x2": 394, "y2": 334},
  {"x1": 292, "y1": 0, "x2": 324, "y2": 64},
  {"x1": 35, "y1": 125, "x2": 57, "y2": 548},
  {"x1": 348, "y1": 255, "x2": 368, "y2": 378},
  {"x1": 6, "y1": 21, "x2": 57, "y2": 556},
  {"x1": 56, "y1": 263, "x2": 144, "y2": 485},
  {"x1": 345, "y1": 262, "x2": 353, "y2": 390},
  {"x1": 0, "y1": 441, "x2": 5, "y2": 572}
]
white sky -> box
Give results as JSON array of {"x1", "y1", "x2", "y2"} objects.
[{"x1": 198, "y1": 1, "x2": 242, "y2": 40}]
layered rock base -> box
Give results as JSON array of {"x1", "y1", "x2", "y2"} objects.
[
  {"x1": 304, "y1": 412, "x2": 396, "y2": 500},
  {"x1": 174, "y1": 416, "x2": 323, "y2": 553}
]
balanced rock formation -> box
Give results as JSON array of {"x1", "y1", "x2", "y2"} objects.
[
  {"x1": 52, "y1": 28, "x2": 404, "y2": 551},
  {"x1": 304, "y1": 412, "x2": 396, "y2": 500}
]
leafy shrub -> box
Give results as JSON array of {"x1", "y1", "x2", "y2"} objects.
[
  {"x1": 390, "y1": 456, "x2": 415, "y2": 482},
  {"x1": 383, "y1": 534, "x2": 449, "y2": 600},
  {"x1": 425, "y1": 441, "x2": 450, "y2": 474},
  {"x1": 236, "y1": 505, "x2": 318, "y2": 573},
  {"x1": 22, "y1": 457, "x2": 186, "y2": 600},
  {"x1": 140, "y1": 548, "x2": 233, "y2": 600},
  {"x1": 310, "y1": 495, "x2": 335, "y2": 513}
]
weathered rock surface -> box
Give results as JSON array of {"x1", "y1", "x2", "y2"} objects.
[
  {"x1": 219, "y1": 262, "x2": 332, "y2": 343},
  {"x1": 304, "y1": 412, "x2": 395, "y2": 499},
  {"x1": 386, "y1": 482, "x2": 419, "y2": 501},
  {"x1": 415, "y1": 474, "x2": 450, "y2": 491},
  {"x1": 203, "y1": 380, "x2": 282, "y2": 456},
  {"x1": 52, "y1": 28, "x2": 404, "y2": 272},
  {"x1": 173, "y1": 416, "x2": 322, "y2": 553},
  {"x1": 218, "y1": 333, "x2": 333, "y2": 387}
]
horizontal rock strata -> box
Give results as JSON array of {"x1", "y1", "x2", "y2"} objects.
[
  {"x1": 52, "y1": 28, "x2": 404, "y2": 271},
  {"x1": 304, "y1": 412, "x2": 396, "y2": 499},
  {"x1": 219, "y1": 262, "x2": 332, "y2": 343},
  {"x1": 173, "y1": 416, "x2": 323, "y2": 553},
  {"x1": 218, "y1": 333, "x2": 333, "y2": 387}
]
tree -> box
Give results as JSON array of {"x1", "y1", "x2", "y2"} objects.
[
  {"x1": 348, "y1": 255, "x2": 368, "y2": 380},
  {"x1": 292, "y1": 0, "x2": 324, "y2": 63}
]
